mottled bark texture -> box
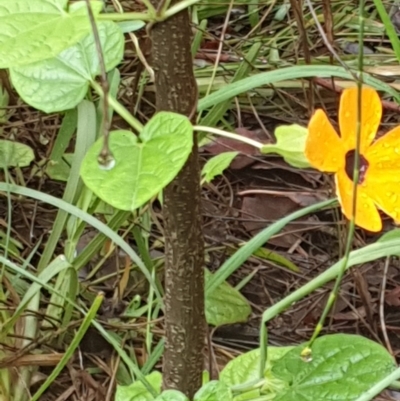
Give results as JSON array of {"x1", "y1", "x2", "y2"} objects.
[{"x1": 149, "y1": 2, "x2": 205, "y2": 398}]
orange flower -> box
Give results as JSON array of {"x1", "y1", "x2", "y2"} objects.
[{"x1": 305, "y1": 87, "x2": 400, "y2": 232}]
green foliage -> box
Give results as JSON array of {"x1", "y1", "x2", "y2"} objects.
[
  {"x1": 199, "y1": 42, "x2": 262, "y2": 127},
  {"x1": 205, "y1": 269, "x2": 251, "y2": 326},
  {"x1": 378, "y1": 228, "x2": 400, "y2": 243},
  {"x1": 46, "y1": 108, "x2": 78, "y2": 180},
  {"x1": 46, "y1": 154, "x2": 74, "y2": 182},
  {"x1": 0, "y1": 0, "x2": 102, "y2": 68},
  {"x1": 251, "y1": 248, "x2": 299, "y2": 272},
  {"x1": 372, "y1": 0, "x2": 400, "y2": 61},
  {"x1": 220, "y1": 347, "x2": 293, "y2": 387},
  {"x1": 0, "y1": 85, "x2": 9, "y2": 123},
  {"x1": 261, "y1": 230, "x2": 400, "y2": 328},
  {"x1": 81, "y1": 112, "x2": 193, "y2": 211},
  {"x1": 261, "y1": 125, "x2": 311, "y2": 168},
  {"x1": 10, "y1": 21, "x2": 124, "y2": 113},
  {"x1": 272, "y1": 334, "x2": 396, "y2": 401},
  {"x1": 205, "y1": 199, "x2": 337, "y2": 296},
  {"x1": 0, "y1": 140, "x2": 34, "y2": 168},
  {"x1": 378, "y1": 229, "x2": 400, "y2": 256},
  {"x1": 198, "y1": 65, "x2": 400, "y2": 111},
  {"x1": 2, "y1": 2, "x2": 400, "y2": 400},
  {"x1": 2, "y1": 255, "x2": 71, "y2": 337},
  {"x1": 155, "y1": 390, "x2": 190, "y2": 401},
  {"x1": 194, "y1": 381, "x2": 232, "y2": 401},
  {"x1": 196, "y1": 0, "x2": 254, "y2": 19},
  {"x1": 116, "y1": 371, "x2": 162, "y2": 401},
  {"x1": 116, "y1": 334, "x2": 395, "y2": 401},
  {"x1": 0, "y1": 230, "x2": 22, "y2": 257},
  {"x1": 273, "y1": 3, "x2": 290, "y2": 21},
  {"x1": 201, "y1": 152, "x2": 238, "y2": 184},
  {"x1": 31, "y1": 293, "x2": 105, "y2": 401}
]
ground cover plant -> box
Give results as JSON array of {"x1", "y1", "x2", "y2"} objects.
[{"x1": 3, "y1": 0, "x2": 400, "y2": 400}]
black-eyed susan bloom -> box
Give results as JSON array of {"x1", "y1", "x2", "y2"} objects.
[{"x1": 305, "y1": 87, "x2": 400, "y2": 232}]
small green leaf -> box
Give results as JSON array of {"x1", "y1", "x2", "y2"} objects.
[
  {"x1": 205, "y1": 269, "x2": 251, "y2": 326},
  {"x1": 0, "y1": 140, "x2": 34, "y2": 168},
  {"x1": 252, "y1": 247, "x2": 299, "y2": 272},
  {"x1": 115, "y1": 371, "x2": 162, "y2": 401},
  {"x1": 274, "y1": 3, "x2": 290, "y2": 21},
  {"x1": 201, "y1": 152, "x2": 238, "y2": 183},
  {"x1": 261, "y1": 124, "x2": 311, "y2": 168},
  {"x1": 220, "y1": 347, "x2": 293, "y2": 387},
  {"x1": 10, "y1": 21, "x2": 124, "y2": 113},
  {"x1": 46, "y1": 154, "x2": 74, "y2": 182},
  {"x1": 272, "y1": 334, "x2": 396, "y2": 401},
  {"x1": 81, "y1": 112, "x2": 193, "y2": 211},
  {"x1": 0, "y1": 0, "x2": 97, "y2": 68},
  {"x1": 154, "y1": 390, "x2": 189, "y2": 401},
  {"x1": 194, "y1": 380, "x2": 232, "y2": 401}
]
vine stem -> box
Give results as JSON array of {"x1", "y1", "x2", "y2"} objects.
[
  {"x1": 97, "y1": 12, "x2": 153, "y2": 21},
  {"x1": 354, "y1": 367, "x2": 400, "y2": 401},
  {"x1": 194, "y1": 125, "x2": 264, "y2": 149},
  {"x1": 164, "y1": 0, "x2": 202, "y2": 17},
  {"x1": 91, "y1": 81, "x2": 144, "y2": 133},
  {"x1": 97, "y1": 0, "x2": 203, "y2": 22}
]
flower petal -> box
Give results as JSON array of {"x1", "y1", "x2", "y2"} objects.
[
  {"x1": 305, "y1": 109, "x2": 344, "y2": 172},
  {"x1": 339, "y1": 87, "x2": 382, "y2": 153},
  {"x1": 363, "y1": 125, "x2": 400, "y2": 223},
  {"x1": 335, "y1": 168, "x2": 382, "y2": 232}
]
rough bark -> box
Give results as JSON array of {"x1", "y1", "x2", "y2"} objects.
[{"x1": 149, "y1": 3, "x2": 205, "y2": 398}]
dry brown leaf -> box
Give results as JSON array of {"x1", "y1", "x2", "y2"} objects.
[
  {"x1": 385, "y1": 287, "x2": 400, "y2": 306},
  {"x1": 240, "y1": 194, "x2": 315, "y2": 248}
]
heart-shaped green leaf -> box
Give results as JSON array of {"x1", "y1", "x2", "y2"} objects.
[
  {"x1": 194, "y1": 381, "x2": 232, "y2": 401},
  {"x1": 220, "y1": 347, "x2": 293, "y2": 387},
  {"x1": 272, "y1": 334, "x2": 396, "y2": 401},
  {"x1": 80, "y1": 112, "x2": 193, "y2": 211},
  {"x1": 155, "y1": 390, "x2": 189, "y2": 401},
  {"x1": 116, "y1": 371, "x2": 162, "y2": 401},
  {"x1": 10, "y1": 21, "x2": 124, "y2": 113},
  {"x1": 0, "y1": 0, "x2": 100, "y2": 68},
  {"x1": 205, "y1": 269, "x2": 251, "y2": 326},
  {"x1": 0, "y1": 140, "x2": 34, "y2": 168}
]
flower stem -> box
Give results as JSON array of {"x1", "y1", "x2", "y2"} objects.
[{"x1": 194, "y1": 125, "x2": 264, "y2": 149}]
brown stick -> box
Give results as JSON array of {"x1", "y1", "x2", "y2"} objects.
[{"x1": 148, "y1": 1, "x2": 205, "y2": 398}]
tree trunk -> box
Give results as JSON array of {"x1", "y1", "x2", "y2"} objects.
[{"x1": 149, "y1": 3, "x2": 205, "y2": 398}]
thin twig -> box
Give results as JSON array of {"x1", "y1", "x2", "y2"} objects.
[
  {"x1": 289, "y1": 0, "x2": 314, "y2": 115},
  {"x1": 85, "y1": 0, "x2": 113, "y2": 167},
  {"x1": 305, "y1": 0, "x2": 358, "y2": 82},
  {"x1": 380, "y1": 257, "x2": 393, "y2": 355}
]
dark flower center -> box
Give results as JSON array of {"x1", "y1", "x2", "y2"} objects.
[{"x1": 345, "y1": 150, "x2": 369, "y2": 184}]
